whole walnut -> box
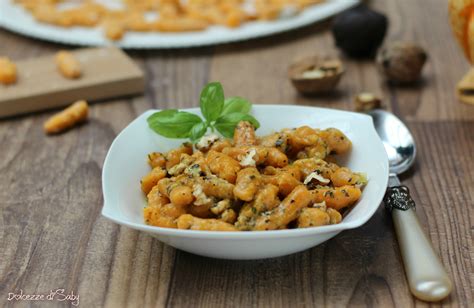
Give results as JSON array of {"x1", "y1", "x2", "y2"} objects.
[{"x1": 377, "y1": 42, "x2": 427, "y2": 84}]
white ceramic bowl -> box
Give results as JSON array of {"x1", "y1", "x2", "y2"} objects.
[{"x1": 102, "y1": 105, "x2": 389, "y2": 260}]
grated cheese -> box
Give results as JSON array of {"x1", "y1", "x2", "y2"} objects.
[
  {"x1": 304, "y1": 171, "x2": 330, "y2": 185},
  {"x1": 312, "y1": 201, "x2": 327, "y2": 210},
  {"x1": 192, "y1": 184, "x2": 211, "y2": 206},
  {"x1": 196, "y1": 133, "x2": 220, "y2": 151},
  {"x1": 239, "y1": 148, "x2": 257, "y2": 167}
]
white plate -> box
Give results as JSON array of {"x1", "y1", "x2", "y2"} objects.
[
  {"x1": 101, "y1": 105, "x2": 389, "y2": 260},
  {"x1": 0, "y1": 0, "x2": 359, "y2": 48}
]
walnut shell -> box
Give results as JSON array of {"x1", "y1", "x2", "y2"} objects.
[
  {"x1": 376, "y1": 42, "x2": 427, "y2": 84},
  {"x1": 288, "y1": 56, "x2": 344, "y2": 94},
  {"x1": 354, "y1": 92, "x2": 382, "y2": 112}
]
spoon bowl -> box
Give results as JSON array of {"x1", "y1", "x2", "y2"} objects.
[{"x1": 368, "y1": 109, "x2": 416, "y2": 175}]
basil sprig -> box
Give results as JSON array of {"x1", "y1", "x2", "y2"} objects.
[{"x1": 147, "y1": 82, "x2": 260, "y2": 142}]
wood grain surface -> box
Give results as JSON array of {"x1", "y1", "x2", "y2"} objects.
[
  {"x1": 0, "y1": 47, "x2": 144, "y2": 118},
  {"x1": 0, "y1": 0, "x2": 473, "y2": 307}
]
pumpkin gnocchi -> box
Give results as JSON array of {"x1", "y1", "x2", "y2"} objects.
[
  {"x1": 14, "y1": 0, "x2": 325, "y2": 41},
  {"x1": 141, "y1": 121, "x2": 367, "y2": 231}
]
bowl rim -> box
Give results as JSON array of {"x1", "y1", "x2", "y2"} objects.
[{"x1": 101, "y1": 104, "x2": 389, "y2": 239}]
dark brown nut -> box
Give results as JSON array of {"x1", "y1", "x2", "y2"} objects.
[
  {"x1": 332, "y1": 4, "x2": 388, "y2": 58},
  {"x1": 376, "y1": 42, "x2": 427, "y2": 84},
  {"x1": 288, "y1": 56, "x2": 344, "y2": 94},
  {"x1": 354, "y1": 92, "x2": 382, "y2": 112}
]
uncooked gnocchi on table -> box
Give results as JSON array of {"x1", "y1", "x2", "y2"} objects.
[
  {"x1": 55, "y1": 50, "x2": 82, "y2": 79},
  {"x1": 142, "y1": 121, "x2": 367, "y2": 231},
  {"x1": 0, "y1": 57, "x2": 17, "y2": 85}
]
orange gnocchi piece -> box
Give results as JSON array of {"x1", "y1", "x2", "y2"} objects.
[
  {"x1": 55, "y1": 51, "x2": 82, "y2": 79},
  {"x1": 234, "y1": 167, "x2": 261, "y2": 202},
  {"x1": 0, "y1": 57, "x2": 17, "y2": 85},
  {"x1": 254, "y1": 185, "x2": 312, "y2": 230},
  {"x1": 310, "y1": 185, "x2": 362, "y2": 211},
  {"x1": 43, "y1": 100, "x2": 88, "y2": 134},
  {"x1": 206, "y1": 150, "x2": 241, "y2": 183},
  {"x1": 177, "y1": 214, "x2": 238, "y2": 231},
  {"x1": 141, "y1": 167, "x2": 167, "y2": 194}
]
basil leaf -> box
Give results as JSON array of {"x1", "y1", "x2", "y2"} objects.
[
  {"x1": 147, "y1": 110, "x2": 202, "y2": 138},
  {"x1": 214, "y1": 112, "x2": 260, "y2": 138},
  {"x1": 189, "y1": 122, "x2": 208, "y2": 142},
  {"x1": 200, "y1": 82, "x2": 224, "y2": 122},
  {"x1": 222, "y1": 97, "x2": 252, "y2": 115}
]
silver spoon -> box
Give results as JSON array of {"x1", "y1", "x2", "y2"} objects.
[{"x1": 368, "y1": 109, "x2": 452, "y2": 302}]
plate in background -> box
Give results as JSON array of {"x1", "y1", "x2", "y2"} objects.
[{"x1": 0, "y1": 0, "x2": 359, "y2": 49}]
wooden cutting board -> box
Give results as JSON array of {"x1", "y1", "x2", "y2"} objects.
[{"x1": 0, "y1": 47, "x2": 145, "y2": 118}]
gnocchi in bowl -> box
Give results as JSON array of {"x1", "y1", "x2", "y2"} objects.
[{"x1": 102, "y1": 105, "x2": 389, "y2": 259}]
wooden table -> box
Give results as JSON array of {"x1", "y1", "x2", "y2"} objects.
[{"x1": 1, "y1": 0, "x2": 472, "y2": 307}]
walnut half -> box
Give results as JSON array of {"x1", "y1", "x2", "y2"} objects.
[
  {"x1": 354, "y1": 92, "x2": 383, "y2": 112},
  {"x1": 288, "y1": 55, "x2": 344, "y2": 94}
]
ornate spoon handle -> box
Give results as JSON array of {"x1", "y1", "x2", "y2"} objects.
[{"x1": 385, "y1": 175, "x2": 452, "y2": 302}]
